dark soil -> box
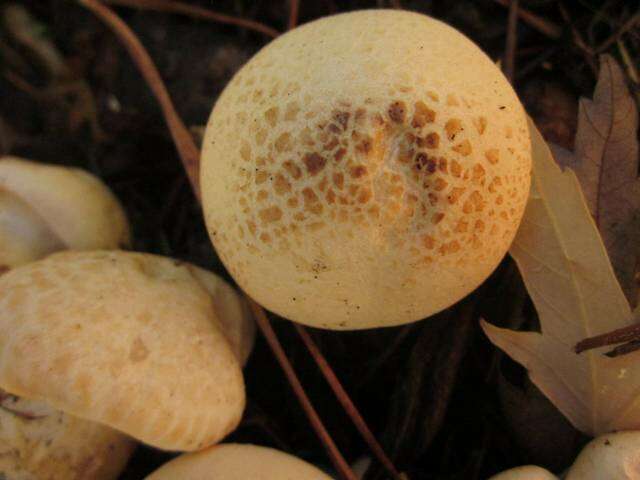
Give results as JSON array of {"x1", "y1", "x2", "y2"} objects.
[{"x1": 1, "y1": 1, "x2": 637, "y2": 479}]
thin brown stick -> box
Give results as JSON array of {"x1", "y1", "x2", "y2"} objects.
[
  {"x1": 295, "y1": 325, "x2": 404, "y2": 480},
  {"x1": 104, "y1": 0, "x2": 279, "y2": 38},
  {"x1": 575, "y1": 323, "x2": 640, "y2": 353},
  {"x1": 250, "y1": 302, "x2": 357, "y2": 480},
  {"x1": 596, "y1": 11, "x2": 640, "y2": 53},
  {"x1": 288, "y1": 0, "x2": 300, "y2": 30},
  {"x1": 605, "y1": 341, "x2": 640, "y2": 358},
  {"x1": 78, "y1": 3, "x2": 357, "y2": 477},
  {"x1": 78, "y1": 0, "x2": 201, "y2": 199},
  {"x1": 559, "y1": 2, "x2": 598, "y2": 75},
  {"x1": 504, "y1": 0, "x2": 519, "y2": 83},
  {"x1": 492, "y1": 0, "x2": 562, "y2": 39}
]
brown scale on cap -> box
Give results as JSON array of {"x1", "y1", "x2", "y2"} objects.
[{"x1": 201, "y1": 10, "x2": 531, "y2": 329}]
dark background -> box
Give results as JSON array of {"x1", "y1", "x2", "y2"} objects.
[{"x1": 1, "y1": 1, "x2": 638, "y2": 478}]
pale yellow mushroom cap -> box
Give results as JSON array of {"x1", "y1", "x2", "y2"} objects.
[
  {"x1": 188, "y1": 266, "x2": 256, "y2": 366},
  {"x1": 565, "y1": 431, "x2": 640, "y2": 479},
  {"x1": 201, "y1": 9, "x2": 531, "y2": 329},
  {"x1": 488, "y1": 465, "x2": 559, "y2": 480},
  {"x1": 145, "y1": 443, "x2": 334, "y2": 479},
  {"x1": 0, "y1": 251, "x2": 245, "y2": 451},
  {"x1": 0, "y1": 156, "x2": 130, "y2": 269},
  {"x1": 0, "y1": 392, "x2": 135, "y2": 480}
]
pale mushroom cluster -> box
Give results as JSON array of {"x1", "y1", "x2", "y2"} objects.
[
  {"x1": 0, "y1": 157, "x2": 258, "y2": 479},
  {"x1": 0, "y1": 157, "x2": 130, "y2": 270},
  {"x1": 201, "y1": 9, "x2": 531, "y2": 330}
]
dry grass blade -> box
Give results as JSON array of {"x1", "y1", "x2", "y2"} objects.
[
  {"x1": 78, "y1": 0, "x2": 201, "y2": 199},
  {"x1": 104, "y1": 0, "x2": 279, "y2": 38},
  {"x1": 295, "y1": 325, "x2": 404, "y2": 480}
]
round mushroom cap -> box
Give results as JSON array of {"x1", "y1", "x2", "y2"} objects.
[
  {"x1": 565, "y1": 431, "x2": 640, "y2": 480},
  {"x1": 188, "y1": 266, "x2": 256, "y2": 366},
  {"x1": 0, "y1": 391, "x2": 135, "y2": 480},
  {"x1": 145, "y1": 443, "x2": 334, "y2": 479},
  {"x1": 0, "y1": 156, "x2": 130, "y2": 270},
  {"x1": 0, "y1": 251, "x2": 245, "y2": 451},
  {"x1": 201, "y1": 9, "x2": 531, "y2": 329},
  {"x1": 488, "y1": 465, "x2": 559, "y2": 480}
]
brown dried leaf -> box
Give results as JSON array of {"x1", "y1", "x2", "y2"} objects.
[
  {"x1": 481, "y1": 119, "x2": 640, "y2": 436},
  {"x1": 554, "y1": 55, "x2": 640, "y2": 307}
]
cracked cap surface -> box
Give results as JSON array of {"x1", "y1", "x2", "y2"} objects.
[{"x1": 202, "y1": 9, "x2": 531, "y2": 329}]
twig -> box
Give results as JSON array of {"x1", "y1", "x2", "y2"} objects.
[
  {"x1": 104, "y1": 0, "x2": 279, "y2": 38},
  {"x1": 288, "y1": 0, "x2": 299, "y2": 30},
  {"x1": 504, "y1": 0, "x2": 519, "y2": 83},
  {"x1": 78, "y1": 0, "x2": 201, "y2": 199},
  {"x1": 250, "y1": 302, "x2": 357, "y2": 480},
  {"x1": 78, "y1": 3, "x2": 357, "y2": 478},
  {"x1": 559, "y1": 2, "x2": 598, "y2": 75},
  {"x1": 295, "y1": 324, "x2": 404, "y2": 480},
  {"x1": 491, "y1": 0, "x2": 562, "y2": 40},
  {"x1": 575, "y1": 322, "x2": 640, "y2": 354},
  {"x1": 596, "y1": 10, "x2": 640, "y2": 53}
]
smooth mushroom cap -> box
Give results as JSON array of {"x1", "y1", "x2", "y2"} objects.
[
  {"x1": 0, "y1": 391, "x2": 135, "y2": 480},
  {"x1": 0, "y1": 189, "x2": 64, "y2": 269},
  {"x1": 201, "y1": 9, "x2": 531, "y2": 329},
  {"x1": 188, "y1": 266, "x2": 256, "y2": 366},
  {"x1": 0, "y1": 251, "x2": 245, "y2": 451},
  {"x1": 565, "y1": 431, "x2": 640, "y2": 479},
  {"x1": 0, "y1": 156, "x2": 130, "y2": 269},
  {"x1": 488, "y1": 465, "x2": 559, "y2": 480},
  {"x1": 145, "y1": 443, "x2": 334, "y2": 479}
]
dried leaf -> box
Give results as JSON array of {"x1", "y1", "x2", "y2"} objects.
[
  {"x1": 554, "y1": 55, "x2": 640, "y2": 307},
  {"x1": 481, "y1": 119, "x2": 640, "y2": 436}
]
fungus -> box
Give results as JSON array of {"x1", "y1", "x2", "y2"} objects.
[
  {"x1": 201, "y1": 10, "x2": 531, "y2": 329},
  {"x1": 0, "y1": 156, "x2": 130, "y2": 270},
  {"x1": 488, "y1": 465, "x2": 559, "y2": 480},
  {"x1": 145, "y1": 443, "x2": 334, "y2": 479},
  {"x1": 0, "y1": 251, "x2": 252, "y2": 479},
  {"x1": 490, "y1": 431, "x2": 640, "y2": 479},
  {"x1": 565, "y1": 431, "x2": 640, "y2": 479}
]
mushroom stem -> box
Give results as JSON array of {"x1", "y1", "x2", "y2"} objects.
[
  {"x1": 102, "y1": 0, "x2": 280, "y2": 38},
  {"x1": 295, "y1": 324, "x2": 404, "y2": 480},
  {"x1": 248, "y1": 300, "x2": 357, "y2": 480},
  {"x1": 77, "y1": 0, "x2": 201, "y2": 200}
]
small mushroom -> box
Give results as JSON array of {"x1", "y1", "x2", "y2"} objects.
[
  {"x1": 0, "y1": 392, "x2": 135, "y2": 480},
  {"x1": 565, "y1": 431, "x2": 640, "y2": 479},
  {"x1": 145, "y1": 443, "x2": 334, "y2": 479},
  {"x1": 488, "y1": 465, "x2": 559, "y2": 480},
  {"x1": 0, "y1": 252, "x2": 251, "y2": 473},
  {"x1": 0, "y1": 156, "x2": 130, "y2": 270},
  {"x1": 201, "y1": 9, "x2": 531, "y2": 329}
]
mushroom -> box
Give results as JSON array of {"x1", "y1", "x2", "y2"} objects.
[
  {"x1": 201, "y1": 9, "x2": 531, "y2": 329},
  {"x1": 565, "y1": 431, "x2": 640, "y2": 479},
  {"x1": 0, "y1": 251, "x2": 253, "y2": 478},
  {"x1": 145, "y1": 443, "x2": 334, "y2": 479},
  {"x1": 0, "y1": 156, "x2": 130, "y2": 270},
  {"x1": 489, "y1": 431, "x2": 640, "y2": 479},
  {"x1": 0, "y1": 393, "x2": 135, "y2": 480},
  {"x1": 488, "y1": 465, "x2": 559, "y2": 480}
]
